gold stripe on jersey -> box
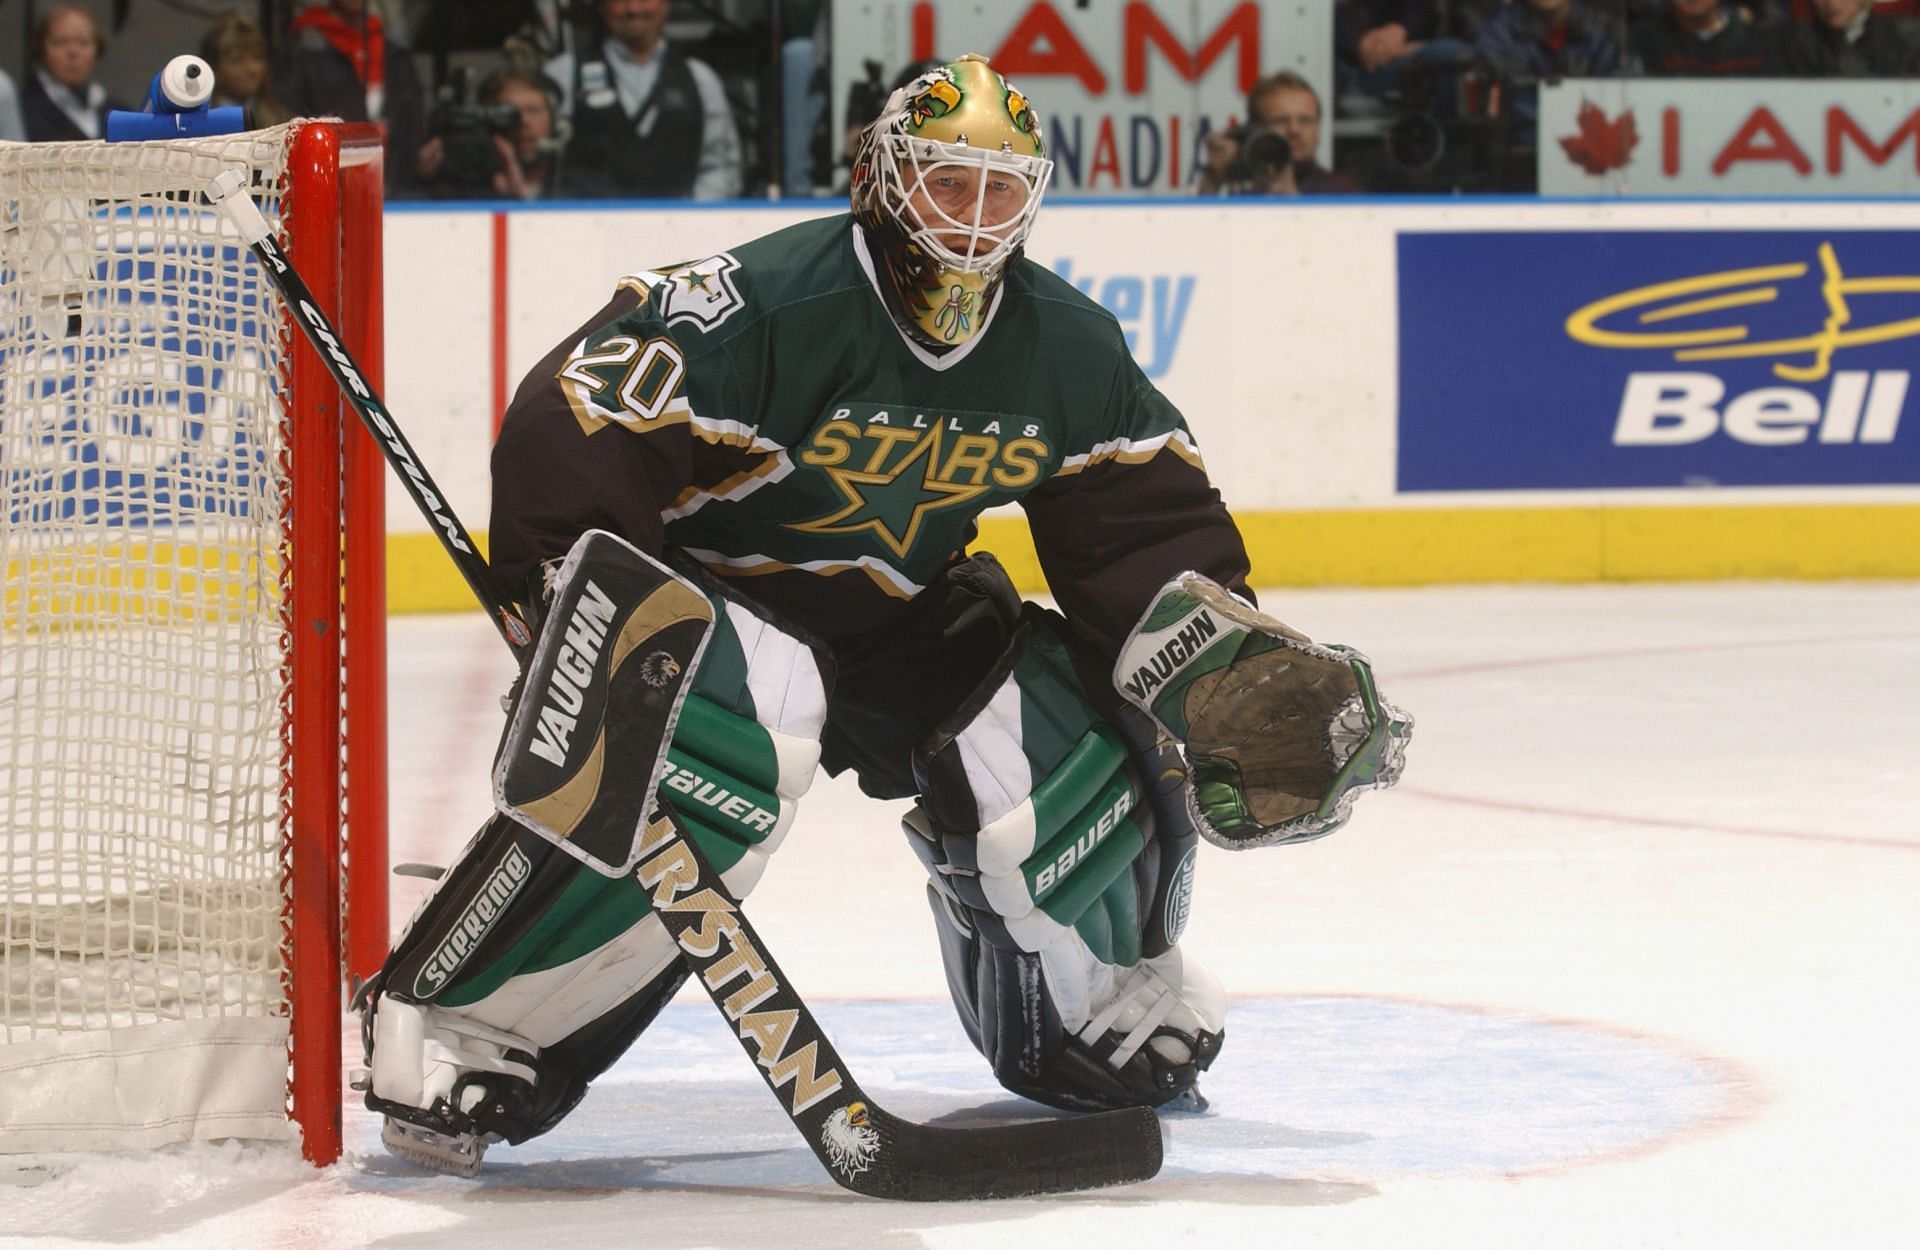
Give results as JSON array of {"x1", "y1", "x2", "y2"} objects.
[
  {"x1": 565, "y1": 384, "x2": 693, "y2": 438},
  {"x1": 688, "y1": 417, "x2": 768, "y2": 449},
  {"x1": 678, "y1": 546, "x2": 927, "y2": 601},
  {"x1": 663, "y1": 450, "x2": 794, "y2": 521},
  {"x1": 1051, "y1": 429, "x2": 1205, "y2": 478}
]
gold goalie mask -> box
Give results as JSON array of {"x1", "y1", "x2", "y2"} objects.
[{"x1": 850, "y1": 54, "x2": 1055, "y2": 349}]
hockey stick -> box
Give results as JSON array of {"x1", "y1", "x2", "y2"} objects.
[{"x1": 204, "y1": 171, "x2": 1163, "y2": 1200}]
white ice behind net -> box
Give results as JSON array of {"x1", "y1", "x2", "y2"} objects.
[{"x1": 0, "y1": 130, "x2": 296, "y2": 1050}]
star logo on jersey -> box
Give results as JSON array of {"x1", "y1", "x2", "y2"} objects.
[
  {"x1": 651, "y1": 252, "x2": 746, "y2": 332},
  {"x1": 788, "y1": 422, "x2": 990, "y2": 558}
]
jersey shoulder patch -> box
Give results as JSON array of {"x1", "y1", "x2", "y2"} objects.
[{"x1": 623, "y1": 252, "x2": 749, "y2": 336}]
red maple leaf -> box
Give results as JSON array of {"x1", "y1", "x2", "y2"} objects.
[{"x1": 1558, "y1": 101, "x2": 1638, "y2": 175}]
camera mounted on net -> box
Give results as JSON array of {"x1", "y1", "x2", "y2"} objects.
[
  {"x1": 428, "y1": 67, "x2": 523, "y2": 193},
  {"x1": 1219, "y1": 122, "x2": 1293, "y2": 190}
]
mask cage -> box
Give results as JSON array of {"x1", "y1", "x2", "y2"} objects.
[{"x1": 871, "y1": 133, "x2": 1053, "y2": 279}]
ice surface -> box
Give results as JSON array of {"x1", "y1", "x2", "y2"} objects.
[{"x1": 3, "y1": 581, "x2": 1915, "y2": 1249}]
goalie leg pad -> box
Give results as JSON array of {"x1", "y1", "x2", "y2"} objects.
[
  {"x1": 365, "y1": 814, "x2": 689, "y2": 1145},
  {"x1": 922, "y1": 886, "x2": 1223, "y2": 1110},
  {"x1": 908, "y1": 609, "x2": 1224, "y2": 1111},
  {"x1": 368, "y1": 569, "x2": 830, "y2": 1150}
]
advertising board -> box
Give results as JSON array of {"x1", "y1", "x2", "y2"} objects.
[
  {"x1": 1540, "y1": 80, "x2": 1920, "y2": 197},
  {"x1": 1398, "y1": 229, "x2": 1919, "y2": 491},
  {"x1": 828, "y1": 1, "x2": 1331, "y2": 193}
]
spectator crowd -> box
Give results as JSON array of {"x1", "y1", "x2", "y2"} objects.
[
  {"x1": 3, "y1": 1, "x2": 1918, "y2": 196},
  {"x1": 1332, "y1": 0, "x2": 1920, "y2": 189}
]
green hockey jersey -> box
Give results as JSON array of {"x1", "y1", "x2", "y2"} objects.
[{"x1": 489, "y1": 212, "x2": 1250, "y2": 663}]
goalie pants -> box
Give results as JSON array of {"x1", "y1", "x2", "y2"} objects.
[{"x1": 818, "y1": 551, "x2": 1035, "y2": 800}]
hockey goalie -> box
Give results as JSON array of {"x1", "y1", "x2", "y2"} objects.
[{"x1": 359, "y1": 54, "x2": 1413, "y2": 1174}]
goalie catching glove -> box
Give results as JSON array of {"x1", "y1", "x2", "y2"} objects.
[{"x1": 1115, "y1": 573, "x2": 1413, "y2": 849}]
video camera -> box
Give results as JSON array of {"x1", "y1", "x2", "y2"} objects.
[
  {"x1": 1377, "y1": 55, "x2": 1508, "y2": 191},
  {"x1": 428, "y1": 68, "x2": 523, "y2": 194},
  {"x1": 1218, "y1": 122, "x2": 1293, "y2": 188}
]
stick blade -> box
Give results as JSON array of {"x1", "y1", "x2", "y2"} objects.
[{"x1": 832, "y1": 1104, "x2": 1162, "y2": 1201}]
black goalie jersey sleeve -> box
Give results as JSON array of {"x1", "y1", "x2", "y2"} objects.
[
  {"x1": 487, "y1": 284, "x2": 705, "y2": 614},
  {"x1": 1020, "y1": 352, "x2": 1253, "y2": 664}
]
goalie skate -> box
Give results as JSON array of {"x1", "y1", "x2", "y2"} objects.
[{"x1": 379, "y1": 1117, "x2": 494, "y2": 1177}]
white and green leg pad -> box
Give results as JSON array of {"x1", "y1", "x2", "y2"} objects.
[
  {"x1": 907, "y1": 610, "x2": 1224, "y2": 1111},
  {"x1": 365, "y1": 569, "x2": 829, "y2": 1165}
]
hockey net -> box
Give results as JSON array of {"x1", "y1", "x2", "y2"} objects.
[{"x1": 0, "y1": 122, "x2": 387, "y2": 1164}]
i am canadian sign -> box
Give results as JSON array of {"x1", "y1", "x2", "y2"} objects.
[
  {"x1": 828, "y1": 1, "x2": 1330, "y2": 195},
  {"x1": 1540, "y1": 80, "x2": 1920, "y2": 196}
]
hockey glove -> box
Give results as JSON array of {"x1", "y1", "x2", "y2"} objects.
[{"x1": 1115, "y1": 573, "x2": 1412, "y2": 849}]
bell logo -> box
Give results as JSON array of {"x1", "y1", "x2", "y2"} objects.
[{"x1": 1613, "y1": 371, "x2": 1906, "y2": 446}]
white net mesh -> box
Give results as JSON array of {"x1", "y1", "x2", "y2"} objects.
[{"x1": 0, "y1": 130, "x2": 297, "y2": 1065}]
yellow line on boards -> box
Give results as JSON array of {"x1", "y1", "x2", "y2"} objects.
[{"x1": 374, "y1": 504, "x2": 1920, "y2": 615}]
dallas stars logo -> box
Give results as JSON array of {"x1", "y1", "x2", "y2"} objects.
[
  {"x1": 788, "y1": 422, "x2": 990, "y2": 559},
  {"x1": 653, "y1": 252, "x2": 746, "y2": 332}
]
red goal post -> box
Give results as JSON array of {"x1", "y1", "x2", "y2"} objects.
[{"x1": 0, "y1": 121, "x2": 389, "y2": 1165}]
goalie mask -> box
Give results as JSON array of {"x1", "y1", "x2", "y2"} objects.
[{"x1": 850, "y1": 54, "x2": 1054, "y2": 348}]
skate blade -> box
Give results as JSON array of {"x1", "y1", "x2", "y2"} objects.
[
  {"x1": 380, "y1": 1117, "x2": 490, "y2": 1177},
  {"x1": 1160, "y1": 1085, "x2": 1210, "y2": 1114}
]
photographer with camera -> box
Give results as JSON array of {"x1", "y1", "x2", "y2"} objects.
[
  {"x1": 419, "y1": 68, "x2": 565, "y2": 201},
  {"x1": 1196, "y1": 73, "x2": 1357, "y2": 196}
]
